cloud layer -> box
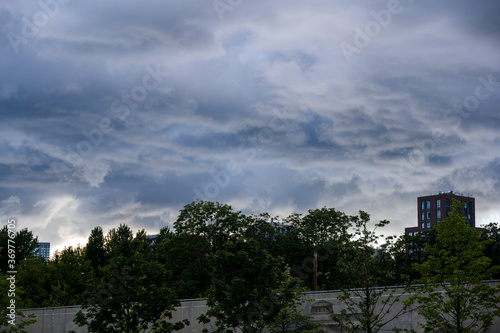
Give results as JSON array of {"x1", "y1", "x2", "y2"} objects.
[{"x1": 1, "y1": 0, "x2": 500, "y2": 253}]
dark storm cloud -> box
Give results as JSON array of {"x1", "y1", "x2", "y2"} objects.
[
  {"x1": 223, "y1": 165, "x2": 330, "y2": 212},
  {"x1": 432, "y1": 159, "x2": 500, "y2": 209},
  {"x1": 102, "y1": 171, "x2": 212, "y2": 208},
  {"x1": 299, "y1": 113, "x2": 339, "y2": 149},
  {"x1": 427, "y1": 154, "x2": 453, "y2": 167},
  {"x1": 378, "y1": 147, "x2": 413, "y2": 160},
  {"x1": 426, "y1": 0, "x2": 500, "y2": 36},
  {"x1": 1, "y1": 0, "x2": 500, "y2": 251}
]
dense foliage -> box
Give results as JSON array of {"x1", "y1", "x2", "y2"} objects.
[
  {"x1": 409, "y1": 200, "x2": 500, "y2": 333},
  {"x1": 1, "y1": 199, "x2": 500, "y2": 332}
]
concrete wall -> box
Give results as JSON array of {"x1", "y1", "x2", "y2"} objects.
[
  {"x1": 6, "y1": 281, "x2": 500, "y2": 333},
  {"x1": 5, "y1": 306, "x2": 84, "y2": 333},
  {"x1": 302, "y1": 281, "x2": 500, "y2": 333}
]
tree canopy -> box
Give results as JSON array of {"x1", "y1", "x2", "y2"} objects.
[
  {"x1": 0, "y1": 226, "x2": 38, "y2": 274},
  {"x1": 74, "y1": 230, "x2": 188, "y2": 333},
  {"x1": 410, "y1": 200, "x2": 500, "y2": 333},
  {"x1": 199, "y1": 238, "x2": 308, "y2": 333},
  {"x1": 3, "y1": 200, "x2": 500, "y2": 332}
]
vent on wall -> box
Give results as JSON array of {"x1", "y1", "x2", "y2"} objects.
[{"x1": 310, "y1": 301, "x2": 333, "y2": 314}]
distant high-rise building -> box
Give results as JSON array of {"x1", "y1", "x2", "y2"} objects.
[
  {"x1": 270, "y1": 221, "x2": 292, "y2": 236},
  {"x1": 37, "y1": 242, "x2": 50, "y2": 261},
  {"x1": 405, "y1": 191, "x2": 475, "y2": 235},
  {"x1": 146, "y1": 235, "x2": 158, "y2": 246}
]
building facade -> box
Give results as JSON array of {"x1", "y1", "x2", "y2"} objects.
[
  {"x1": 37, "y1": 242, "x2": 50, "y2": 261},
  {"x1": 405, "y1": 191, "x2": 475, "y2": 235}
]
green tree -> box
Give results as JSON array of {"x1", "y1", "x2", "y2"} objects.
[
  {"x1": 287, "y1": 207, "x2": 352, "y2": 290},
  {"x1": 267, "y1": 267, "x2": 323, "y2": 333},
  {"x1": 85, "y1": 226, "x2": 108, "y2": 274},
  {"x1": 105, "y1": 224, "x2": 135, "y2": 258},
  {"x1": 266, "y1": 227, "x2": 314, "y2": 284},
  {"x1": 411, "y1": 200, "x2": 500, "y2": 333},
  {"x1": 289, "y1": 208, "x2": 351, "y2": 248},
  {"x1": 75, "y1": 225, "x2": 187, "y2": 333},
  {"x1": 480, "y1": 222, "x2": 500, "y2": 279},
  {"x1": 384, "y1": 229, "x2": 438, "y2": 285},
  {"x1": 0, "y1": 255, "x2": 36, "y2": 332},
  {"x1": 74, "y1": 252, "x2": 188, "y2": 333},
  {"x1": 240, "y1": 213, "x2": 277, "y2": 246},
  {"x1": 156, "y1": 232, "x2": 211, "y2": 299},
  {"x1": 199, "y1": 238, "x2": 297, "y2": 333},
  {"x1": 0, "y1": 226, "x2": 39, "y2": 273},
  {"x1": 152, "y1": 226, "x2": 173, "y2": 248},
  {"x1": 174, "y1": 200, "x2": 247, "y2": 250},
  {"x1": 16, "y1": 257, "x2": 58, "y2": 308},
  {"x1": 332, "y1": 212, "x2": 410, "y2": 333},
  {"x1": 51, "y1": 245, "x2": 93, "y2": 306},
  {"x1": 17, "y1": 247, "x2": 92, "y2": 308}
]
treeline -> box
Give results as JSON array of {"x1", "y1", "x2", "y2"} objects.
[
  {"x1": 1, "y1": 200, "x2": 500, "y2": 307},
  {"x1": 1, "y1": 200, "x2": 500, "y2": 332}
]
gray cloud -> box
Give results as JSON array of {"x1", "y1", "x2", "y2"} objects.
[{"x1": 1, "y1": 0, "x2": 500, "y2": 252}]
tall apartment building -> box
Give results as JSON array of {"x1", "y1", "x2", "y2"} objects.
[
  {"x1": 37, "y1": 242, "x2": 50, "y2": 261},
  {"x1": 405, "y1": 191, "x2": 475, "y2": 235}
]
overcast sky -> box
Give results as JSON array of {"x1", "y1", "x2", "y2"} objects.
[{"x1": 1, "y1": 0, "x2": 499, "y2": 254}]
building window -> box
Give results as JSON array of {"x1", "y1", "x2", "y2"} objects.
[
  {"x1": 427, "y1": 222, "x2": 430, "y2": 229},
  {"x1": 422, "y1": 212, "x2": 425, "y2": 221},
  {"x1": 421, "y1": 223, "x2": 424, "y2": 228},
  {"x1": 311, "y1": 305, "x2": 332, "y2": 313},
  {"x1": 422, "y1": 202, "x2": 424, "y2": 210},
  {"x1": 437, "y1": 199, "x2": 441, "y2": 208},
  {"x1": 426, "y1": 201, "x2": 430, "y2": 209},
  {"x1": 427, "y1": 212, "x2": 431, "y2": 219},
  {"x1": 437, "y1": 210, "x2": 441, "y2": 219}
]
